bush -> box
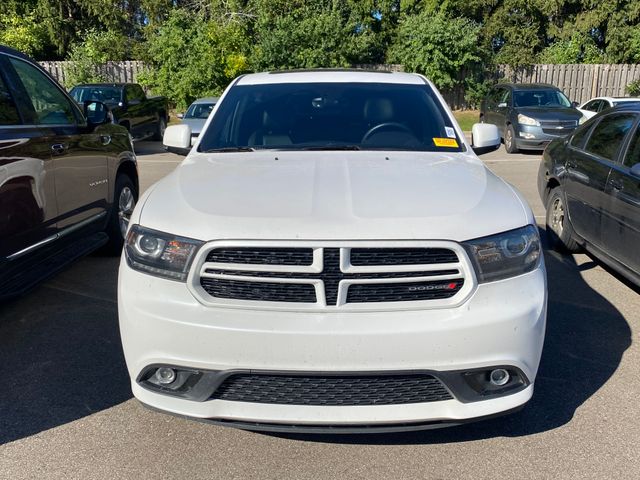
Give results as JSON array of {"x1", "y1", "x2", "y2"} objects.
[
  {"x1": 138, "y1": 11, "x2": 250, "y2": 110},
  {"x1": 626, "y1": 79, "x2": 640, "y2": 96},
  {"x1": 388, "y1": 12, "x2": 482, "y2": 91}
]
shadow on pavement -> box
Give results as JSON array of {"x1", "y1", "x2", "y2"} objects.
[
  {"x1": 0, "y1": 256, "x2": 130, "y2": 445},
  {"x1": 272, "y1": 231, "x2": 632, "y2": 445}
]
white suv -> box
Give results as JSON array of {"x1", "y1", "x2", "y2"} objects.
[{"x1": 119, "y1": 70, "x2": 546, "y2": 433}]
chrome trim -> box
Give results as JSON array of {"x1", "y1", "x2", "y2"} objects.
[{"x1": 7, "y1": 211, "x2": 107, "y2": 260}]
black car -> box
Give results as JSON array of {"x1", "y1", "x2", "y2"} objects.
[
  {"x1": 0, "y1": 45, "x2": 139, "y2": 299},
  {"x1": 481, "y1": 83, "x2": 584, "y2": 153},
  {"x1": 538, "y1": 104, "x2": 640, "y2": 286},
  {"x1": 69, "y1": 83, "x2": 168, "y2": 141}
]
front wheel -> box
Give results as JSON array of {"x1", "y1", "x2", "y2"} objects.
[
  {"x1": 504, "y1": 125, "x2": 519, "y2": 154},
  {"x1": 103, "y1": 174, "x2": 137, "y2": 255},
  {"x1": 545, "y1": 187, "x2": 580, "y2": 253},
  {"x1": 153, "y1": 116, "x2": 167, "y2": 141}
]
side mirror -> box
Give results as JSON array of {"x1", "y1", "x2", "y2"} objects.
[
  {"x1": 497, "y1": 102, "x2": 507, "y2": 108},
  {"x1": 471, "y1": 123, "x2": 501, "y2": 155},
  {"x1": 163, "y1": 124, "x2": 191, "y2": 149},
  {"x1": 571, "y1": 101, "x2": 579, "y2": 108},
  {"x1": 177, "y1": 113, "x2": 184, "y2": 119},
  {"x1": 83, "y1": 100, "x2": 109, "y2": 127},
  {"x1": 630, "y1": 163, "x2": 640, "y2": 179}
]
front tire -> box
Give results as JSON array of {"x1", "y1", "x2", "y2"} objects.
[
  {"x1": 153, "y1": 116, "x2": 167, "y2": 141},
  {"x1": 103, "y1": 174, "x2": 137, "y2": 255},
  {"x1": 545, "y1": 187, "x2": 580, "y2": 253},
  {"x1": 504, "y1": 125, "x2": 519, "y2": 154}
]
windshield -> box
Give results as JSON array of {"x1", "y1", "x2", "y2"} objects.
[
  {"x1": 198, "y1": 82, "x2": 463, "y2": 152},
  {"x1": 513, "y1": 89, "x2": 571, "y2": 108},
  {"x1": 69, "y1": 86, "x2": 121, "y2": 105},
  {"x1": 185, "y1": 102, "x2": 215, "y2": 119}
]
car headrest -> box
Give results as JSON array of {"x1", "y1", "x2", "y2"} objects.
[{"x1": 364, "y1": 98, "x2": 394, "y2": 123}]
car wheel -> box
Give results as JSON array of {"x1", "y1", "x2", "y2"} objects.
[
  {"x1": 545, "y1": 187, "x2": 580, "y2": 253},
  {"x1": 504, "y1": 125, "x2": 519, "y2": 154},
  {"x1": 103, "y1": 174, "x2": 137, "y2": 254},
  {"x1": 153, "y1": 116, "x2": 167, "y2": 141}
]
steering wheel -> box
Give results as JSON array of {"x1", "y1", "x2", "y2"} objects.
[{"x1": 361, "y1": 122, "x2": 413, "y2": 143}]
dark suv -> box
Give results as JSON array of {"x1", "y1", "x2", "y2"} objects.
[
  {"x1": 480, "y1": 83, "x2": 583, "y2": 153},
  {"x1": 0, "y1": 45, "x2": 138, "y2": 299}
]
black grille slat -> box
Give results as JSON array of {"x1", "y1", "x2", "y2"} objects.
[
  {"x1": 206, "y1": 248, "x2": 313, "y2": 266},
  {"x1": 211, "y1": 373, "x2": 452, "y2": 405},
  {"x1": 201, "y1": 278, "x2": 316, "y2": 303},
  {"x1": 350, "y1": 248, "x2": 458, "y2": 265},
  {"x1": 347, "y1": 280, "x2": 464, "y2": 303}
]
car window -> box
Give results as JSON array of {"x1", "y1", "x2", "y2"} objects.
[
  {"x1": 584, "y1": 113, "x2": 637, "y2": 161},
  {"x1": 514, "y1": 89, "x2": 571, "y2": 108},
  {"x1": 70, "y1": 86, "x2": 122, "y2": 105},
  {"x1": 570, "y1": 123, "x2": 592, "y2": 148},
  {"x1": 0, "y1": 73, "x2": 21, "y2": 125},
  {"x1": 9, "y1": 57, "x2": 77, "y2": 125},
  {"x1": 125, "y1": 85, "x2": 145, "y2": 103},
  {"x1": 597, "y1": 100, "x2": 611, "y2": 112},
  {"x1": 583, "y1": 100, "x2": 601, "y2": 112},
  {"x1": 185, "y1": 102, "x2": 215, "y2": 119},
  {"x1": 622, "y1": 125, "x2": 640, "y2": 168},
  {"x1": 198, "y1": 82, "x2": 463, "y2": 153}
]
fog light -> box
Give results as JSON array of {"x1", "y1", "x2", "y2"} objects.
[
  {"x1": 489, "y1": 368, "x2": 510, "y2": 386},
  {"x1": 155, "y1": 367, "x2": 176, "y2": 385}
]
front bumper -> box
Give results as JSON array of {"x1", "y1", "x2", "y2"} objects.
[
  {"x1": 515, "y1": 124, "x2": 574, "y2": 150},
  {"x1": 119, "y1": 260, "x2": 547, "y2": 430}
]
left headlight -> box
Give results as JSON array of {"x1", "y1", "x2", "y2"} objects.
[
  {"x1": 125, "y1": 225, "x2": 203, "y2": 281},
  {"x1": 462, "y1": 225, "x2": 542, "y2": 283},
  {"x1": 517, "y1": 114, "x2": 540, "y2": 126}
]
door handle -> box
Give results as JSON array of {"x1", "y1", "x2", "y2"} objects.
[
  {"x1": 51, "y1": 143, "x2": 67, "y2": 155},
  {"x1": 100, "y1": 135, "x2": 111, "y2": 145}
]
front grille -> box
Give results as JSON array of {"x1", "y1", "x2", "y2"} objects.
[
  {"x1": 211, "y1": 373, "x2": 453, "y2": 405},
  {"x1": 200, "y1": 278, "x2": 316, "y2": 303},
  {"x1": 347, "y1": 279, "x2": 464, "y2": 303},
  {"x1": 350, "y1": 248, "x2": 458, "y2": 265},
  {"x1": 206, "y1": 247, "x2": 313, "y2": 266},
  {"x1": 540, "y1": 120, "x2": 577, "y2": 135},
  {"x1": 197, "y1": 244, "x2": 468, "y2": 307}
]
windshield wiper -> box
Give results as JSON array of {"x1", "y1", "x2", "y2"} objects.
[
  {"x1": 201, "y1": 146, "x2": 255, "y2": 153},
  {"x1": 301, "y1": 145, "x2": 361, "y2": 151}
]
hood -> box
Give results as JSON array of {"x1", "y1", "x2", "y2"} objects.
[
  {"x1": 180, "y1": 118, "x2": 207, "y2": 135},
  {"x1": 516, "y1": 106, "x2": 582, "y2": 121},
  {"x1": 138, "y1": 150, "x2": 532, "y2": 242}
]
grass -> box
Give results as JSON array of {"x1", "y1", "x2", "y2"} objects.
[{"x1": 453, "y1": 110, "x2": 480, "y2": 132}]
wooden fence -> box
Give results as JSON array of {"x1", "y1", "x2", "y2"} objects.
[
  {"x1": 39, "y1": 60, "x2": 147, "y2": 87},
  {"x1": 39, "y1": 60, "x2": 640, "y2": 109}
]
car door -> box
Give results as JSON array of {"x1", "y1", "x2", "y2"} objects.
[
  {"x1": 601, "y1": 117, "x2": 640, "y2": 273},
  {"x1": 495, "y1": 88, "x2": 511, "y2": 138},
  {"x1": 124, "y1": 84, "x2": 149, "y2": 139},
  {"x1": 0, "y1": 56, "x2": 58, "y2": 262},
  {"x1": 6, "y1": 55, "x2": 109, "y2": 232},
  {"x1": 563, "y1": 113, "x2": 636, "y2": 247}
]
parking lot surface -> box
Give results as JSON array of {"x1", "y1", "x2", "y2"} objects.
[{"x1": 1, "y1": 143, "x2": 638, "y2": 480}]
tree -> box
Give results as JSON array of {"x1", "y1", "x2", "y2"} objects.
[
  {"x1": 388, "y1": 11, "x2": 482, "y2": 90},
  {"x1": 0, "y1": 14, "x2": 47, "y2": 57}
]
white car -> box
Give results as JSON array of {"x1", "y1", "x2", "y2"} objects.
[
  {"x1": 578, "y1": 96, "x2": 640, "y2": 119},
  {"x1": 119, "y1": 70, "x2": 547, "y2": 433}
]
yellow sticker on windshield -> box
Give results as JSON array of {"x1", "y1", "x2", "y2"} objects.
[{"x1": 433, "y1": 137, "x2": 459, "y2": 148}]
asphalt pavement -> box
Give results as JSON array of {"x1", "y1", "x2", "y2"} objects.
[{"x1": 0, "y1": 142, "x2": 638, "y2": 480}]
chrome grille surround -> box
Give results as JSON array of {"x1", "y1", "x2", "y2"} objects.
[{"x1": 188, "y1": 240, "x2": 477, "y2": 311}]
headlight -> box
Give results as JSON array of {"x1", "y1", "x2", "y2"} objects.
[
  {"x1": 462, "y1": 225, "x2": 541, "y2": 283},
  {"x1": 517, "y1": 114, "x2": 540, "y2": 126},
  {"x1": 125, "y1": 225, "x2": 203, "y2": 281},
  {"x1": 579, "y1": 115, "x2": 587, "y2": 125}
]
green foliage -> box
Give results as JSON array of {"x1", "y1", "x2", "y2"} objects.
[
  {"x1": 538, "y1": 33, "x2": 604, "y2": 64},
  {"x1": 0, "y1": 13, "x2": 47, "y2": 57},
  {"x1": 626, "y1": 79, "x2": 640, "y2": 97},
  {"x1": 138, "y1": 10, "x2": 251, "y2": 109},
  {"x1": 388, "y1": 12, "x2": 482, "y2": 90},
  {"x1": 63, "y1": 29, "x2": 133, "y2": 87}
]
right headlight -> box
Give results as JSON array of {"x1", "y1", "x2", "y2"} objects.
[
  {"x1": 462, "y1": 225, "x2": 542, "y2": 283},
  {"x1": 125, "y1": 224, "x2": 203, "y2": 281}
]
